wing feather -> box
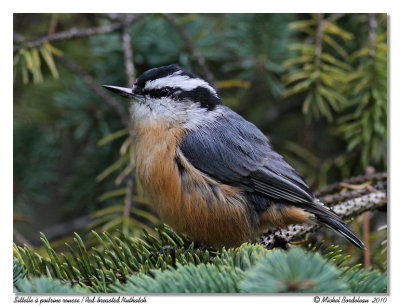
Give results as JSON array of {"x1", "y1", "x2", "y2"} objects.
[{"x1": 179, "y1": 106, "x2": 313, "y2": 205}]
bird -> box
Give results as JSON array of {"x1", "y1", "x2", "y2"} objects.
[{"x1": 103, "y1": 64, "x2": 365, "y2": 250}]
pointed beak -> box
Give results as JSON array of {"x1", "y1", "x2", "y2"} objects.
[{"x1": 103, "y1": 85, "x2": 135, "y2": 98}]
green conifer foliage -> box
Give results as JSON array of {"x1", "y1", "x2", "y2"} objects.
[
  {"x1": 342, "y1": 268, "x2": 387, "y2": 293},
  {"x1": 283, "y1": 14, "x2": 353, "y2": 122},
  {"x1": 337, "y1": 14, "x2": 387, "y2": 167},
  {"x1": 113, "y1": 263, "x2": 243, "y2": 293},
  {"x1": 13, "y1": 258, "x2": 27, "y2": 286},
  {"x1": 13, "y1": 231, "x2": 387, "y2": 293},
  {"x1": 240, "y1": 248, "x2": 348, "y2": 293},
  {"x1": 14, "y1": 277, "x2": 88, "y2": 293}
]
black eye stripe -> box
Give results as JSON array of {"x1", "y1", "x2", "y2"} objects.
[
  {"x1": 137, "y1": 85, "x2": 221, "y2": 110},
  {"x1": 142, "y1": 86, "x2": 174, "y2": 98}
]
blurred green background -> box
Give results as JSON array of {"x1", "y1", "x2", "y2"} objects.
[{"x1": 13, "y1": 13, "x2": 387, "y2": 269}]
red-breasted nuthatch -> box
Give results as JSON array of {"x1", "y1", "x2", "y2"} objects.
[{"x1": 104, "y1": 64, "x2": 365, "y2": 249}]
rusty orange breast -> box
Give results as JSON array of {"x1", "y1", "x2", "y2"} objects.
[{"x1": 133, "y1": 121, "x2": 253, "y2": 247}]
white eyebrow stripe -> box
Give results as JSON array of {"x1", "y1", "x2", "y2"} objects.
[{"x1": 144, "y1": 72, "x2": 217, "y2": 96}]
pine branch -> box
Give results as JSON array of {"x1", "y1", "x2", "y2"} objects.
[
  {"x1": 13, "y1": 227, "x2": 211, "y2": 291},
  {"x1": 260, "y1": 172, "x2": 387, "y2": 249},
  {"x1": 13, "y1": 14, "x2": 142, "y2": 52},
  {"x1": 314, "y1": 172, "x2": 387, "y2": 198},
  {"x1": 118, "y1": 14, "x2": 137, "y2": 219},
  {"x1": 368, "y1": 13, "x2": 377, "y2": 58},
  {"x1": 54, "y1": 55, "x2": 129, "y2": 126},
  {"x1": 162, "y1": 13, "x2": 216, "y2": 87},
  {"x1": 283, "y1": 13, "x2": 352, "y2": 121},
  {"x1": 327, "y1": 13, "x2": 346, "y2": 23},
  {"x1": 314, "y1": 13, "x2": 323, "y2": 69},
  {"x1": 304, "y1": 13, "x2": 345, "y2": 44},
  {"x1": 123, "y1": 170, "x2": 135, "y2": 219},
  {"x1": 120, "y1": 15, "x2": 136, "y2": 86}
]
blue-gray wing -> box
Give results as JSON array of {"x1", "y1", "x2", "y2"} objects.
[
  {"x1": 179, "y1": 107, "x2": 367, "y2": 249},
  {"x1": 179, "y1": 106, "x2": 314, "y2": 206}
]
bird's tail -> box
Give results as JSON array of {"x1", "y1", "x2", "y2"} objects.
[
  {"x1": 296, "y1": 198, "x2": 366, "y2": 250},
  {"x1": 315, "y1": 214, "x2": 366, "y2": 250}
]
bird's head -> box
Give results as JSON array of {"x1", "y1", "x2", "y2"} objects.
[{"x1": 104, "y1": 64, "x2": 222, "y2": 128}]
